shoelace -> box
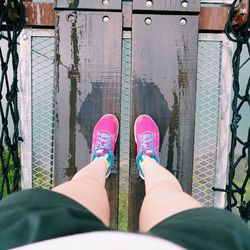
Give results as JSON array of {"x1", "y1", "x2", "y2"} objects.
[
  {"x1": 138, "y1": 134, "x2": 155, "y2": 152},
  {"x1": 95, "y1": 132, "x2": 113, "y2": 150}
]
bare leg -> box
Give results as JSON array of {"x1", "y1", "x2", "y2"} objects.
[
  {"x1": 139, "y1": 158, "x2": 202, "y2": 232},
  {"x1": 53, "y1": 158, "x2": 110, "y2": 226}
]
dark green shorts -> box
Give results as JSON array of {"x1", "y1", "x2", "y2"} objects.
[
  {"x1": 0, "y1": 189, "x2": 249, "y2": 250},
  {"x1": 149, "y1": 207, "x2": 250, "y2": 250}
]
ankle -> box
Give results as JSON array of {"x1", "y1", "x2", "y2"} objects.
[
  {"x1": 92, "y1": 151, "x2": 114, "y2": 178},
  {"x1": 141, "y1": 157, "x2": 156, "y2": 175},
  {"x1": 141, "y1": 156, "x2": 156, "y2": 168},
  {"x1": 94, "y1": 157, "x2": 109, "y2": 170}
]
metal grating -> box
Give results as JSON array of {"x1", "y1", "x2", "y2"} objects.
[
  {"x1": 119, "y1": 37, "x2": 131, "y2": 231},
  {"x1": 31, "y1": 36, "x2": 55, "y2": 189},
  {"x1": 192, "y1": 40, "x2": 223, "y2": 206}
]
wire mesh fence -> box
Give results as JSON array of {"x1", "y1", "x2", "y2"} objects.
[
  {"x1": 192, "y1": 40, "x2": 223, "y2": 206},
  {"x1": 31, "y1": 36, "x2": 55, "y2": 189}
]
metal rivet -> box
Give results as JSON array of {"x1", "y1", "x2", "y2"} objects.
[
  {"x1": 102, "y1": 15, "x2": 110, "y2": 22},
  {"x1": 240, "y1": 8, "x2": 247, "y2": 14},
  {"x1": 145, "y1": 17, "x2": 152, "y2": 25},
  {"x1": 181, "y1": 1, "x2": 188, "y2": 8},
  {"x1": 67, "y1": 14, "x2": 76, "y2": 23},
  {"x1": 23, "y1": 33, "x2": 27, "y2": 40},
  {"x1": 146, "y1": 0, "x2": 153, "y2": 7},
  {"x1": 102, "y1": 0, "x2": 109, "y2": 6},
  {"x1": 180, "y1": 18, "x2": 187, "y2": 26}
]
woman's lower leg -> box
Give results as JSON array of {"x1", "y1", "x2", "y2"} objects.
[
  {"x1": 139, "y1": 158, "x2": 202, "y2": 232},
  {"x1": 53, "y1": 158, "x2": 110, "y2": 226}
]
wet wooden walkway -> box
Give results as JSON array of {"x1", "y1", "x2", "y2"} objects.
[{"x1": 54, "y1": 0, "x2": 199, "y2": 230}]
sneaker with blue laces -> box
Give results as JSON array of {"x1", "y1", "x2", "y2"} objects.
[
  {"x1": 134, "y1": 115, "x2": 160, "y2": 179},
  {"x1": 91, "y1": 114, "x2": 119, "y2": 178}
]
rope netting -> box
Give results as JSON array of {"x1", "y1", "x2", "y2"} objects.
[
  {"x1": 214, "y1": 0, "x2": 250, "y2": 223},
  {"x1": 0, "y1": 0, "x2": 24, "y2": 199}
]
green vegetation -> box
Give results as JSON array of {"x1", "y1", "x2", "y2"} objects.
[
  {"x1": 0, "y1": 148, "x2": 21, "y2": 198},
  {"x1": 32, "y1": 165, "x2": 54, "y2": 189},
  {"x1": 118, "y1": 191, "x2": 129, "y2": 231},
  {"x1": 192, "y1": 167, "x2": 210, "y2": 196},
  {"x1": 233, "y1": 157, "x2": 250, "y2": 200},
  {"x1": 232, "y1": 157, "x2": 250, "y2": 227}
]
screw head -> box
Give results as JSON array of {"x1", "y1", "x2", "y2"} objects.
[
  {"x1": 102, "y1": 0, "x2": 109, "y2": 6},
  {"x1": 146, "y1": 0, "x2": 153, "y2": 8},
  {"x1": 240, "y1": 8, "x2": 247, "y2": 14},
  {"x1": 102, "y1": 15, "x2": 110, "y2": 22},
  {"x1": 180, "y1": 18, "x2": 187, "y2": 26},
  {"x1": 145, "y1": 17, "x2": 152, "y2": 25},
  {"x1": 67, "y1": 14, "x2": 76, "y2": 23},
  {"x1": 181, "y1": 1, "x2": 188, "y2": 8}
]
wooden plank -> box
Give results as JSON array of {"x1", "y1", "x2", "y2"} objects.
[
  {"x1": 129, "y1": 14, "x2": 199, "y2": 231},
  {"x1": 199, "y1": 6, "x2": 229, "y2": 32},
  {"x1": 24, "y1": 3, "x2": 55, "y2": 27},
  {"x1": 23, "y1": 3, "x2": 231, "y2": 32},
  {"x1": 55, "y1": 11, "x2": 122, "y2": 228}
]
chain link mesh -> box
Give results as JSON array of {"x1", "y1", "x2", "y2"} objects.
[
  {"x1": 31, "y1": 36, "x2": 55, "y2": 189},
  {"x1": 192, "y1": 40, "x2": 223, "y2": 206}
]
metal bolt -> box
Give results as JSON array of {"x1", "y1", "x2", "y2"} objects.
[
  {"x1": 102, "y1": 15, "x2": 110, "y2": 22},
  {"x1": 23, "y1": 33, "x2": 27, "y2": 40},
  {"x1": 102, "y1": 0, "x2": 109, "y2": 6},
  {"x1": 181, "y1": 1, "x2": 188, "y2": 8},
  {"x1": 146, "y1": 0, "x2": 153, "y2": 8},
  {"x1": 240, "y1": 8, "x2": 247, "y2": 14},
  {"x1": 67, "y1": 14, "x2": 76, "y2": 23},
  {"x1": 180, "y1": 18, "x2": 187, "y2": 26},
  {"x1": 145, "y1": 17, "x2": 152, "y2": 25}
]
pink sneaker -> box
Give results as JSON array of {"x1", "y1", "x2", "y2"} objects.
[
  {"x1": 91, "y1": 114, "x2": 119, "y2": 177},
  {"x1": 134, "y1": 115, "x2": 160, "y2": 179}
]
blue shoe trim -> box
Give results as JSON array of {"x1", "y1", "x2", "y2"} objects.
[
  {"x1": 95, "y1": 133, "x2": 113, "y2": 149},
  {"x1": 91, "y1": 148, "x2": 114, "y2": 178},
  {"x1": 136, "y1": 149, "x2": 159, "y2": 180}
]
